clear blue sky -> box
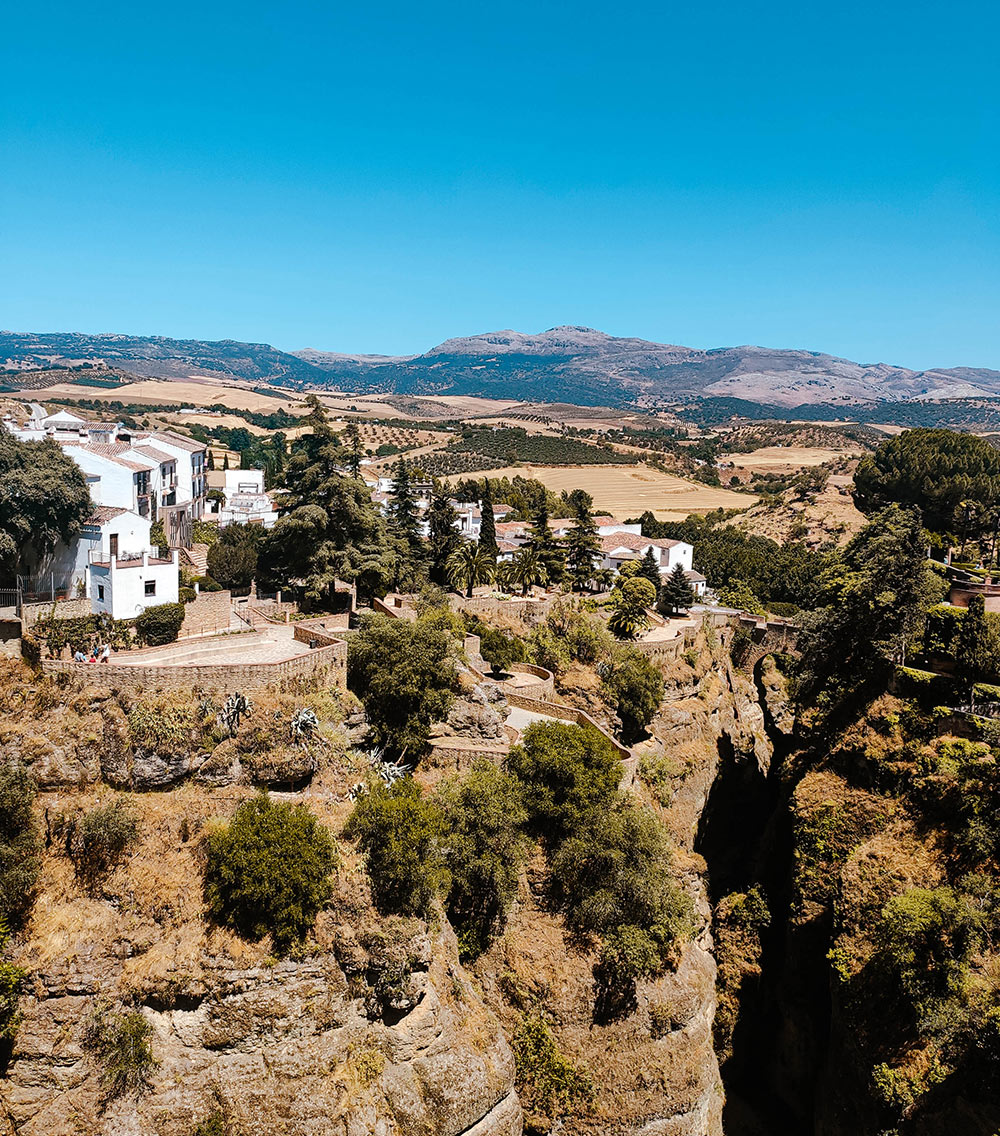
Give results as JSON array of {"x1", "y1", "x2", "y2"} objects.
[{"x1": 2, "y1": 0, "x2": 997, "y2": 369}]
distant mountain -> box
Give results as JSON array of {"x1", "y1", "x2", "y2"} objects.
[{"x1": 3, "y1": 326, "x2": 999, "y2": 409}]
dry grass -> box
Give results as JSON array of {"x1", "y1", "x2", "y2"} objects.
[
  {"x1": 22, "y1": 378, "x2": 306, "y2": 413},
  {"x1": 444, "y1": 463, "x2": 755, "y2": 520},
  {"x1": 725, "y1": 445, "x2": 863, "y2": 472}
]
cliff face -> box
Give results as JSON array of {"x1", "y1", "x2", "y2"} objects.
[{"x1": 0, "y1": 636, "x2": 782, "y2": 1136}]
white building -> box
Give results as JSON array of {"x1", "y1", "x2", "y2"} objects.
[
  {"x1": 129, "y1": 431, "x2": 208, "y2": 518},
  {"x1": 598, "y1": 533, "x2": 694, "y2": 579},
  {"x1": 89, "y1": 549, "x2": 180, "y2": 621},
  {"x1": 206, "y1": 469, "x2": 279, "y2": 528}
]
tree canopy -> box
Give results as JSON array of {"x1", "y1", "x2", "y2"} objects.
[
  {"x1": 0, "y1": 433, "x2": 91, "y2": 583},
  {"x1": 854, "y1": 428, "x2": 1000, "y2": 531}
]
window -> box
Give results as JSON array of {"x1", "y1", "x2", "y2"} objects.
[
  {"x1": 97, "y1": 585, "x2": 105, "y2": 601},
  {"x1": 144, "y1": 580, "x2": 156, "y2": 596}
]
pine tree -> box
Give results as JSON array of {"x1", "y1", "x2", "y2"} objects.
[
  {"x1": 388, "y1": 458, "x2": 422, "y2": 551},
  {"x1": 345, "y1": 421, "x2": 363, "y2": 479},
  {"x1": 564, "y1": 497, "x2": 600, "y2": 592},
  {"x1": 428, "y1": 488, "x2": 460, "y2": 584},
  {"x1": 955, "y1": 594, "x2": 995, "y2": 707},
  {"x1": 529, "y1": 502, "x2": 565, "y2": 585},
  {"x1": 479, "y1": 478, "x2": 498, "y2": 557},
  {"x1": 638, "y1": 547, "x2": 662, "y2": 590},
  {"x1": 661, "y1": 562, "x2": 695, "y2": 616}
]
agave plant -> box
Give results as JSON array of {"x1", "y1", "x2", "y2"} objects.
[
  {"x1": 217, "y1": 692, "x2": 253, "y2": 737},
  {"x1": 290, "y1": 707, "x2": 321, "y2": 746}
]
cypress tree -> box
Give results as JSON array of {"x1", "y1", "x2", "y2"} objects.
[
  {"x1": 428, "y1": 488, "x2": 460, "y2": 584},
  {"x1": 564, "y1": 497, "x2": 600, "y2": 592},
  {"x1": 638, "y1": 546, "x2": 662, "y2": 590},
  {"x1": 479, "y1": 478, "x2": 498, "y2": 556}
]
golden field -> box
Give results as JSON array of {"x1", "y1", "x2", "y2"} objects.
[
  {"x1": 444, "y1": 463, "x2": 756, "y2": 520},
  {"x1": 19, "y1": 378, "x2": 306, "y2": 414},
  {"x1": 724, "y1": 445, "x2": 862, "y2": 471}
]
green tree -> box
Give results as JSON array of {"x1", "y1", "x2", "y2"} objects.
[
  {"x1": 259, "y1": 407, "x2": 394, "y2": 603},
  {"x1": 797, "y1": 505, "x2": 936, "y2": 714},
  {"x1": 447, "y1": 540, "x2": 495, "y2": 597},
  {"x1": 222, "y1": 452, "x2": 230, "y2": 471},
  {"x1": 435, "y1": 760, "x2": 529, "y2": 958},
  {"x1": 660, "y1": 562, "x2": 694, "y2": 615},
  {"x1": 506, "y1": 721, "x2": 621, "y2": 842},
  {"x1": 206, "y1": 449, "x2": 215, "y2": 471},
  {"x1": 427, "y1": 487, "x2": 460, "y2": 584},
  {"x1": 638, "y1": 547, "x2": 662, "y2": 591},
  {"x1": 387, "y1": 457, "x2": 422, "y2": 553},
  {"x1": 0, "y1": 433, "x2": 91, "y2": 583},
  {"x1": 344, "y1": 420, "x2": 363, "y2": 478},
  {"x1": 479, "y1": 625, "x2": 527, "y2": 676},
  {"x1": 479, "y1": 477, "x2": 498, "y2": 557},
  {"x1": 0, "y1": 764, "x2": 41, "y2": 930},
  {"x1": 955, "y1": 594, "x2": 997, "y2": 706},
  {"x1": 512, "y1": 546, "x2": 546, "y2": 596},
  {"x1": 347, "y1": 613, "x2": 458, "y2": 759},
  {"x1": 529, "y1": 503, "x2": 566, "y2": 585},
  {"x1": 607, "y1": 576, "x2": 656, "y2": 640},
  {"x1": 345, "y1": 778, "x2": 448, "y2": 916},
  {"x1": 600, "y1": 645, "x2": 665, "y2": 743},
  {"x1": 204, "y1": 794, "x2": 336, "y2": 953},
  {"x1": 564, "y1": 496, "x2": 600, "y2": 592},
  {"x1": 854, "y1": 428, "x2": 1000, "y2": 532},
  {"x1": 206, "y1": 522, "x2": 260, "y2": 591}
]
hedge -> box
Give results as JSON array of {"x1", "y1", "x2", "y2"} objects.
[
  {"x1": 893, "y1": 667, "x2": 958, "y2": 704},
  {"x1": 134, "y1": 603, "x2": 185, "y2": 646}
]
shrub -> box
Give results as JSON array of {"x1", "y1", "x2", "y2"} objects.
[
  {"x1": 69, "y1": 799, "x2": 141, "y2": 884},
  {"x1": 192, "y1": 1115, "x2": 226, "y2": 1136},
  {"x1": 600, "y1": 646, "x2": 665, "y2": 743},
  {"x1": 478, "y1": 626, "x2": 526, "y2": 677},
  {"x1": 207, "y1": 523, "x2": 261, "y2": 591},
  {"x1": 204, "y1": 794, "x2": 336, "y2": 953},
  {"x1": 84, "y1": 1003, "x2": 158, "y2": 1099},
  {"x1": 0, "y1": 763, "x2": 41, "y2": 929},
  {"x1": 345, "y1": 779, "x2": 448, "y2": 918},
  {"x1": 434, "y1": 760, "x2": 528, "y2": 959},
  {"x1": 0, "y1": 919, "x2": 25, "y2": 1042},
  {"x1": 347, "y1": 615, "x2": 458, "y2": 760},
  {"x1": 506, "y1": 721, "x2": 620, "y2": 842},
  {"x1": 179, "y1": 586, "x2": 197, "y2": 604},
  {"x1": 134, "y1": 602, "x2": 185, "y2": 646},
  {"x1": 511, "y1": 1014, "x2": 594, "y2": 1123}
]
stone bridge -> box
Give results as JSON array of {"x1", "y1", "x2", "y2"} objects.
[{"x1": 733, "y1": 617, "x2": 801, "y2": 674}]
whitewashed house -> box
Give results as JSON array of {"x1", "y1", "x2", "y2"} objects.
[
  {"x1": 89, "y1": 549, "x2": 180, "y2": 620},
  {"x1": 598, "y1": 532, "x2": 694, "y2": 579},
  {"x1": 206, "y1": 469, "x2": 279, "y2": 528}
]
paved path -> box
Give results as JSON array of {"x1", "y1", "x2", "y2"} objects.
[
  {"x1": 505, "y1": 706, "x2": 559, "y2": 732},
  {"x1": 115, "y1": 625, "x2": 309, "y2": 667}
]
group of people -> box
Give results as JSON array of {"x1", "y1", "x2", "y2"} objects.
[{"x1": 73, "y1": 643, "x2": 112, "y2": 664}]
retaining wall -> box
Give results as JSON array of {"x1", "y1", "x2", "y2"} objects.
[
  {"x1": 503, "y1": 690, "x2": 631, "y2": 759},
  {"x1": 40, "y1": 639, "x2": 347, "y2": 693},
  {"x1": 505, "y1": 662, "x2": 555, "y2": 699},
  {"x1": 452, "y1": 593, "x2": 557, "y2": 626},
  {"x1": 180, "y1": 589, "x2": 234, "y2": 637},
  {"x1": 21, "y1": 597, "x2": 91, "y2": 628}
]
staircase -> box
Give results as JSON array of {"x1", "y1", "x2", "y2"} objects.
[{"x1": 180, "y1": 543, "x2": 210, "y2": 576}]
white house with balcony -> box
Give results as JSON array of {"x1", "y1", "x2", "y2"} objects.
[
  {"x1": 206, "y1": 468, "x2": 279, "y2": 528},
  {"x1": 89, "y1": 549, "x2": 180, "y2": 621}
]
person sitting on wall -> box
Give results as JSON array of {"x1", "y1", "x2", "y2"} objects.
[
  {"x1": 88, "y1": 647, "x2": 98, "y2": 663},
  {"x1": 73, "y1": 648, "x2": 87, "y2": 663},
  {"x1": 99, "y1": 643, "x2": 111, "y2": 663}
]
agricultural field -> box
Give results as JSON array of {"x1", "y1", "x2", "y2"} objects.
[
  {"x1": 19, "y1": 378, "x2": 307, "y2": 414},
  {"x1": 345, "y1": 422, "x2": 453, "y2": 453},
  {"x1": 724, "y1": 445, "x2": 865, "y2": 472},
  {"x1": 443, "y1": 463, "x2": 756, "y2": 520}
]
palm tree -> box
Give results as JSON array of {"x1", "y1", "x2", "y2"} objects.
[
  {"x1": 494, "y1": 561, "x2": 517, "y2": 594},
  {"x1": 447, "y1": 541, "x2": 496, "y2": 597},
  {"x1": 512, "y1": 547, "x2": 547, "y2": 597}
]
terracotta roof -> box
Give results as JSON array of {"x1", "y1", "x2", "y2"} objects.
[
  {"x1": 496, "y1": 539, "x2": 520, "y2": 553},
  {"x1": 549, "y1": 515, "x2": 622, "y2": 529},
  {"x1": 495, "y1": 521, "x2": 530, "y2": 537},
  {"x1": 686, "y1": 569, "x2": 707, "y2": 582},
  {"x1": 151, "y1": 430, "x2": 206, "y2": 453},
  {"x1": 85, "y1": 506, "x2": 130, "y2": 525},
  {"x1": 134, "y1": 445, "x2": 176, "y2": 465},
  {"x1": 599, "y1": 532, "x2": 684, "y2": 553}
]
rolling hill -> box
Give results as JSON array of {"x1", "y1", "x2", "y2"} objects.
[{"x1": 3, "y1": 326, "x2": 999, "y2": 410}]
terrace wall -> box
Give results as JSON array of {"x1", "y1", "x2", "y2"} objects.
[
  {"x1": 40, "y1": 639, "x2": 347, "y2": 694},
  {"x1": 180, "y1": 589, "x2": 234, "y2": 637}
]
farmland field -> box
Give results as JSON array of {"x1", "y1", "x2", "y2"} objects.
[
  {"x1": 20, "y1": 379, "x2": 306, "y2": 413},
  {"x1": 724, "y1": 445, "x2": 863, "y2": 471},
  {"x1": 443, "y1": 464, "x2": 756, "y2": 520}
]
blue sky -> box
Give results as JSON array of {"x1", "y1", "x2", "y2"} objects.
[{"x1": 2, "y1": 0, "x2": 998, "y2": 369}]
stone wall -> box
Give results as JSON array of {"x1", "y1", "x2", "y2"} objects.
[
  {"x1": 21, "y1": 596, "x2": 91, "y2": 628},
  {"x1": 506, "y1": 662, "x2": 554, "y2": 698},
  {"x1": 180, "y1": 589, "x2": 234, "y2": 637},
  {"x1": 452, "y1": 593, "x2": 557, "y2": 626},
  {"x1": 503, "y1": 689, "x2": 631, "y2": 759},
  {"x1": 40, "y1": 640, "x2": 347, "y2": 693}
]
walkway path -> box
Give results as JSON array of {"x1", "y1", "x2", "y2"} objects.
[{"x1": 505, "y1": 705, "x2": 560, "y2": 732}]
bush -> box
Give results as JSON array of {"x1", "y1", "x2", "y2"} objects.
[
  {"x1": 84, "y1": 1002, "x2": 158, "y2": 1100},
  {"x1": 434, "y1": 760, "x2": 528, "y2": 959},
  {"x1": 506, "y1": 721, "x2": 621, "y2": 842},
  {"x1": 134, "y1": 602, "x2": 185, "y2": 646},
  {"x1": 345, "y1": 779, "x2": 448, "y2": 917},
  {"x1": 0, "y1": 764, "x2": 41, "y2": 929},
  {"x1": 69, "y1": 799, "x2": 141, "y2": 884},
  {"x1": 179, "y1": 586, "x2": 197, "y2": 603},
  {"x1": 478, "y1": 626, "x2": 526, "y2": 676},
  {"x1": 511, "y1": 1014, "x2": 594, "y2": 1123},
  {"x1": 0, "y1": 919, "x2": 25, "y2": 1042},
  {"x1": 192, "y1": 1115, "x2": 226, "y2": 1136},
  {"x1": 204, "y1": 794, "x2": 336, "y2": 953},
  {"x1": 600, "y1": 646, "x2": 665, "y2": 743},
  {"x1": 347, "y1": 614, "x2": 458, "y2": 759},
  {"x1": 207, "y1": 523, "x2": 261, "y2": 591}
]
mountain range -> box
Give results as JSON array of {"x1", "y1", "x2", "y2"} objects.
[{"x1": 3, "y1": 326, "x2": 999, "y2": 409}]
